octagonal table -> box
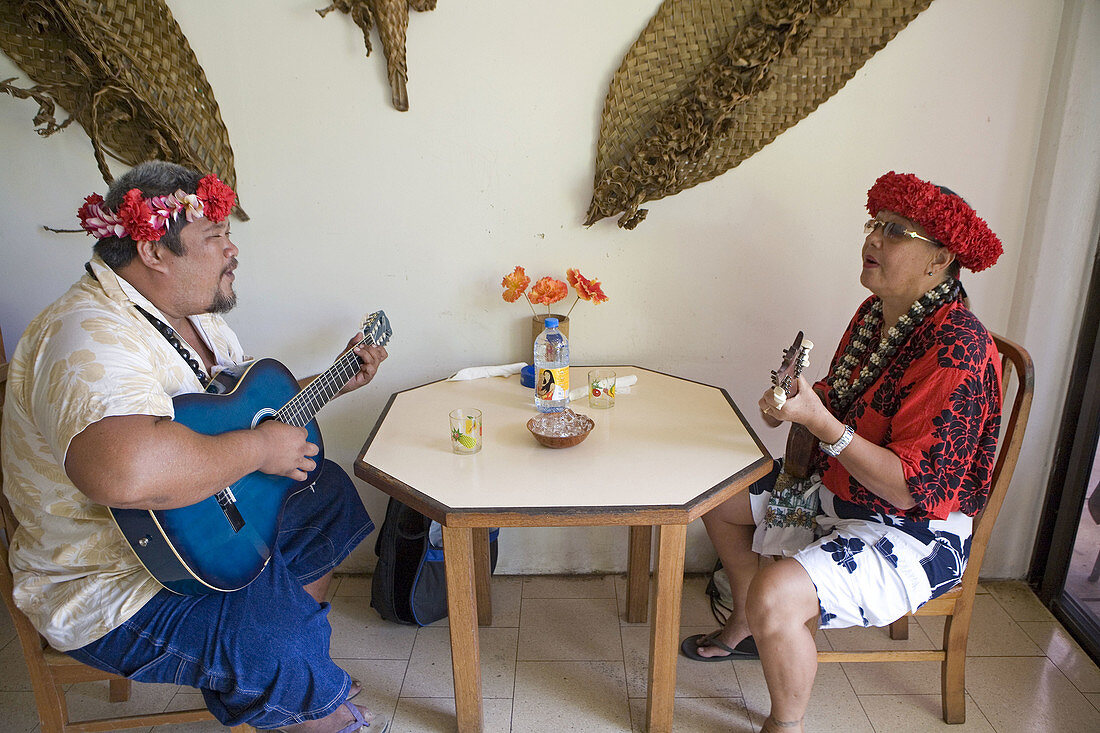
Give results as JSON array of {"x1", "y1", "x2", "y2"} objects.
[{"x1": 355, "y1": 366, "x2": 770, "y2": 732}]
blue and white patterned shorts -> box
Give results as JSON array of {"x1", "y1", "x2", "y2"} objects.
[{"x1": 749, "y1": 466, "x2": 972, "y2": 630}]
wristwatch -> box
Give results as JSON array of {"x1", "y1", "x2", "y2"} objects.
[{"x1": 819, "y1": 424, "x2": 855, "y2": 457}]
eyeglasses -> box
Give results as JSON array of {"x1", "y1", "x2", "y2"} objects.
[{"x1": 864, "y1": 218, "x2": 939, "y2": 245}]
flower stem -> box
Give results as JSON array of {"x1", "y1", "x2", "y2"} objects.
[
  {"x1": 525, "y1": 294, "x2": 537, "y2": 316},
  {"x1": 566, "y1": 296, "x2": 580, "y2": 317}
]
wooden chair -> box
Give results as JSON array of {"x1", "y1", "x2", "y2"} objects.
[
  {"x1": 0, "y1": 327, "x2": 253, "y2": 732},
  {"x1": 805, "y1": 333, "x2": 1034, "y2": 724}
]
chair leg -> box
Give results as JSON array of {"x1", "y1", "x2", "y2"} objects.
[
  {"x1": 941, "y1": 615, "x2": 967, "y2": 724},
  {"x1": 32, "y1": 682, "x2": 68, "y2": 733},
  {"x1": 890, "y1": 615, "x2": 910, "y2": 640},
  {"x1": 109, "y1": 676, "x2": 132, "y2": 702}
]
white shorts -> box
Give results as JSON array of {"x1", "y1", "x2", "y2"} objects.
[{"x1": 749, "y1": 469, "x2": 972, "y2": 630}]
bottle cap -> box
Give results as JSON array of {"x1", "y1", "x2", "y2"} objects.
[
  {"x1": 520, "y1": 364, "x2": 536, "y2": 388},
  {"x1": 544, "y1": 317, "x2": 559, "y2": 328}
]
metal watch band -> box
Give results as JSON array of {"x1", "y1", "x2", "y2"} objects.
[{"x1": 819, "y1": 424, "x2": 855, "y2": 457}]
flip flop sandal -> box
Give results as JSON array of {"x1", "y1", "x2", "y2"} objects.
[
  {"x1": 348, "y1": 679, "x2": 362, "y2": 701},
  {"x1": 336, "y1": 700, "x2": 390, "y2": 733},
  {"x1": 679, "y1": 631, "x2": 759, "y2": 661}
]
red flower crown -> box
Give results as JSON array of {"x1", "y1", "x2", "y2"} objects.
[
  {"x1": 866, "y1": 171, "x2": 1002, "y2": 272},
  {"x1": 77, "y1": 174, "x2": 237, "y2": 242}
]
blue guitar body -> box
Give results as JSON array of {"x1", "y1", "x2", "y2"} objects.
[
  {"x1": 110, "y1": 310, "x2": 391, "y2": 595},
  {"x1": 110, "y1": 359, "x2": 322, "y2": 595}
]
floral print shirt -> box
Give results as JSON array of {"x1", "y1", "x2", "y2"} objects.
[
  {"x1": 1, "y1": 256, "x2": 247, "y2": 650},
  {"x1": 813, "y1": 296, "x2": 1002, "y2": 521}
]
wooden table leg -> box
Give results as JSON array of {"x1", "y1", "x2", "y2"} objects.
[
  {"x1": 627, "y1": 525, "x2": 652, "y2": 623},
  {"x1": 473, "y1": 527, "x2": 493, "y2": 626},
  {"x1": 442, "y1": 526, "x2": 483, "y2": 732},
  {"x1": 645, "y1": 523, "x2": 686, "y2": 733}
]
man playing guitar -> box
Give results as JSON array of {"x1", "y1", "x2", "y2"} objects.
[{"x1": 2, "y1": 161, "x2": 388, "y2": 732}]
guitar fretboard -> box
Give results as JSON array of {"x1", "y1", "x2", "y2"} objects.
[{"x1": 275, "y1": 335, "x2": 372, "y2": 428}]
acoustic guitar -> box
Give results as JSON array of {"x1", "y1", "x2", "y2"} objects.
[{"x1": 110, "y1": 311, "x2": 392, "y2": 595}]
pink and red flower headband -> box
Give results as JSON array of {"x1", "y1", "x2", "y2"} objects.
[
  {"x1": 78, "y1": 174, "x2": 237, "y2": 242},
  {"x1": 866, "y1": 171, "x2": 1002, "y2": 272}
]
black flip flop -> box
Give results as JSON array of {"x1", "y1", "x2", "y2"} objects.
[{"x1": 680, "y1": 631, "x2": 759, "y2": 661}]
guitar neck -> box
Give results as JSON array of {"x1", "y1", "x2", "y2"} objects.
[{"x1": 275, "y1": 334, "x2": 371, "y2": 428}]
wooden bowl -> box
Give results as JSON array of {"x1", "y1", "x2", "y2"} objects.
[{"x1": 527, "y1": 409, "x2": 595, "y2": 449}]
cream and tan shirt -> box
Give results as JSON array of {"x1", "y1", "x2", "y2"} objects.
[{"x1": 1, "y1": 256, "x2": 247, "y2": 650}]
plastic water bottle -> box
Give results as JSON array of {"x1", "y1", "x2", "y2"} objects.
[{"x1": 534, "y1": 317, "x2": 569, "y2": 413}]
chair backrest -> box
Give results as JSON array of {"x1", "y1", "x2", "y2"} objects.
[{"x1": 958, "y1": 333, "x2": 1033, "y2": 592}]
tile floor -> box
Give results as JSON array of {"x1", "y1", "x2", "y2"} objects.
[{"x1": 2, "y1": 574, "x2": 1099, "y2": 732}]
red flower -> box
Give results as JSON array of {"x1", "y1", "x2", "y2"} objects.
[
  {"x1": 528, "y1": 276, "x2": 568, "y2": 305},
  {"x1": 117, "y1": 189, "x2": 161, "y2": 242},
  {"x1": 867, "y1": 171, "x2": 1002, "y2": 272},
  {"x1": 501, "y1": 266, "x2": 531, "y2": 303},
  {"x1": 76, "y1": 194, "x2": 104, "y2": 234},
  {"x1": 196, "y1": 174, "x2": 236, "y2": 222}
]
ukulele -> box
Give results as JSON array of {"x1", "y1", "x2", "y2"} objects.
[
  {"x1": 110, "y1": 311, "x2": 392, "y2": 595},
  {"x1": 768, "y1": 331, "x2": 813, "y2": 410},
  {"x1": 768, "y1": 331, "x2": 818, "y2": 480}
]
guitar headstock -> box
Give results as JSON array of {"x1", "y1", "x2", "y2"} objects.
[
  {"x1": 769, "y1": 331, "x2": 813, "y2": 407},
  {"x1": 360, "y1": 310, "x2": 393, "y2": 348}
]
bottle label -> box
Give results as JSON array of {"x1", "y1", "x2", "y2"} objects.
[{"x1": 536, "y1": 366, "x2": 569, "y2": 401}]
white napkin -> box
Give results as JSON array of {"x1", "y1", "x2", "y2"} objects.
[
  {"x1": 447, "y1": 362, "x2": 527, "y2": 381},
  {"x1": 568, "y1": 374, "x2": 637, "y2": 402}
]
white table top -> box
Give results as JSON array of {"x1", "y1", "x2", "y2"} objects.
[{"x1": 357, "y1": 367, "x2": 769, "y2": 512}]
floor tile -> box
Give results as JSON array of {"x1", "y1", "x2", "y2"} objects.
[
  {"x1": 913, "y1": 594, "x2": 1044, "y2": 657},
  {"x1": 400, "y1": 626, "x2": 518, "y2": 699},
  {"x1": 1017, "y1": 620, "x2": 1100, "y2": 693},
  {"x1": 735, "y1": 659, "x2": 875, "y2": 733},
  {"x1": 512, "y1": 660, "x2": 631, "y2": 732},
  {"x1": 63, "y1": 679, "x2": 178, "y2": 723},
  {"x1": 0, "y1": 690, "x2": 42, "y2": 733},
  {"x1": 628, "y1": 695, "x2": 752, "y2": 732},
  {"x1": 1087, "y1": 692, "x2": 1100, "y2": 712},
  {"x1": 621, "y1": 625, "x2": 741, "y2": 699},
  {"x1": 840, "y1": 660, "x2": 943, "y2": 695},
  {"x1": 328, "y1": 594, "x2": 419, "y2": 660},
  {"x1": 858, "y1": 693, "x2": 994, "y2": 731},
  {"x1": 984, "y1": 580, "x2": 1057, "y2": 622},
  {"x1": 522, "y1": 574, "x2": 616, "y2": 598},
  {"x1": 964, "y1": 656, "x2": 1100, "y2": 731},
  {"x1": 615, "y1": 573, "x2": 720, "y2": 628},
  {"x1": 391, "y1": 696, "x2": 513, "y2": 733},
  {"x1": 0, "y1": 636, "x2": 32, "y2": 691},
  {"x1": 518, "y1": 597, "x2": 622, "y2": 661},
  {"x1": 338, "y1": 658, "x2": 407, "y2": 721},
  {"x1": 335, "y1": 573, "x2": 371, "y2": 597}
]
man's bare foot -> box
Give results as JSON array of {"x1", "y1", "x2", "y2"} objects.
[
  {"x1": 762, "y1": 715, "x2": 803, "y2": 732},
  {"x1": 278, "y1": 702, "x2": 387, "y2": 733}
]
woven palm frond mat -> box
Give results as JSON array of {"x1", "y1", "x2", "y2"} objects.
[
  {"x1": 585, "y1": 0, "x2": 934, "y2": 229},
  {"x1": 0, "y1": 0, "x2": 247, "y2": 219},
  {"x1": 316, "y1": 0, "x2": 439, "y2": 111}
]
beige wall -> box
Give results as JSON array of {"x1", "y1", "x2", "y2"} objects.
[{"x1": 1, "y1": 0, "x2": 1096, "y2": 576}]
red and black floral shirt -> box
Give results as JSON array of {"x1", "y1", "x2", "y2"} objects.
[{"x1": 813, "y1": 296, "x2": 1002, "y2": 520}]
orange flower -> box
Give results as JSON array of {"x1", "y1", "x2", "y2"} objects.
[
  {"x1": 501, "y1": 266, "x2": 531, "y2": 303},
  {"x1": 566, "y1": 268, "x2": 608, "y2": 304},
  {"x1": 528, "y1": 276, "x2": 568, "y2": 305}
]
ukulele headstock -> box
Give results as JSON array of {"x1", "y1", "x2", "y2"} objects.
[
  {"x1": 361, "y1": 310, "x2": 393, "y2": 348},
  {"x1": 769, "y1": 331, "x2": 813, "y2": 408}
]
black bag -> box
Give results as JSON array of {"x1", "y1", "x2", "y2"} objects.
[{"x1": 370, "y1": 497, "x2": 498, "y2": 626}]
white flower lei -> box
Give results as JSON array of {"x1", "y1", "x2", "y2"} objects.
[{"x1": 827, "y1": 278, "x2": 960, "y2": 414}]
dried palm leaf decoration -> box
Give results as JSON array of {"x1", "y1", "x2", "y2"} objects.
[
  {"x1": 586, "y1": 0, "x2": 934, "y2": 229},
  {"x1": 0, "y1": 0, "x2": 247, "y2": 219},
  {"x1": 317, "y1": 0, "x2": 438, "y2": 112}
]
